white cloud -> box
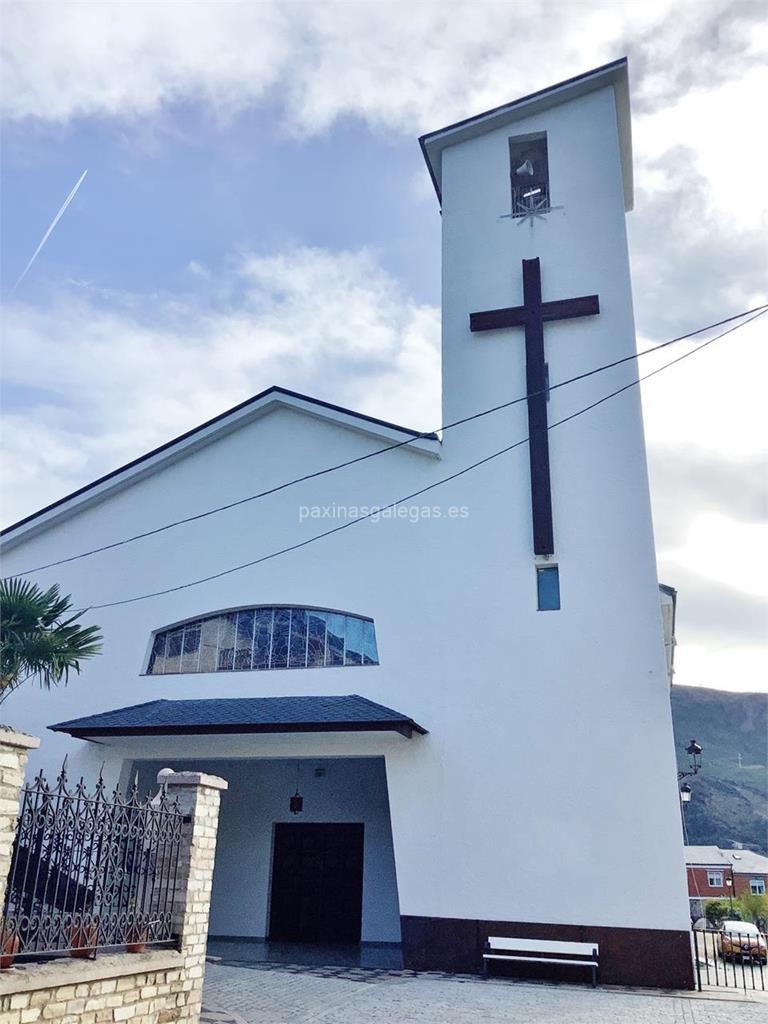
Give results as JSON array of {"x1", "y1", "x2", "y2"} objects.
[
  {"x1": 633, "y1": 65, "x2": 768, "y2": 230},
  {"x1": 660, "y1": 512, "x2": 768, "y2": 600},
  {"x1": 639, "y1": 314, "x2": 768, "y2": 460},
  {"x1": 4, "y1": 1, "x2": 765, "y2": 277},
  {"x1": 1, "y1": 1, "x2": 293, "y2": 124},
  {"x1": 674, "y1": 642, "x2": 768, "y2": 695},
  {"x1": 0, "y1": 247, "x2": 440, "y2": 526},
  {"x1": 4, "y1": 3, "x2": 765, "y2": 275},
  {"x1": 0, "y1": 3, "x2": 621, "y2": 128}
]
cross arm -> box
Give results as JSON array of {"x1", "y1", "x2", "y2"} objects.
[
  {"x1": 541, "y1": 295, "x2": 600, "y2": 322},
  {"x1": 469, "y1": 305, "x2": 527, "y2": 332}
]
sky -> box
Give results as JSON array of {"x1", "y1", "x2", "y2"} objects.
[{"x1": 1, "y1": 0, "x2": 766, "y2": 693}]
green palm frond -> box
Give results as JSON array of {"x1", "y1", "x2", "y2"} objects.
[{"x1": 0, "y1": 578, "x2": 102, "y2": 701}]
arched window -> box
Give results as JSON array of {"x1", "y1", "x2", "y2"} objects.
[{"x1": 147, "y1": 607, "x2": 379, "y2": 675}]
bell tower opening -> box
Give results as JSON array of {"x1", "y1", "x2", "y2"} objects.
[{"x1": 509, "y1": 132, "x2": 550, "y2": 217}]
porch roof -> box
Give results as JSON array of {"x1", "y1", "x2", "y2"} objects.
[{"x1": 50, "y1": 694, "x2": 428, "y2": 740}]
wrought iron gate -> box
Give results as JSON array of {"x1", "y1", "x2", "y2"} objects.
[
  {"x1": 1, "y1": 765, "x2": 185, "y2": 961},
  {"x1": 692, "y1": 927, "x2": 767, "y2": 992}
]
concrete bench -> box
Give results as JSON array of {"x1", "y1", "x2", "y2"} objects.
[{"x1": 483, "y1": 936, "x2": 599, "y2": 987}]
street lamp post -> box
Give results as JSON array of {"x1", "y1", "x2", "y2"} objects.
[
  {"x1": 725, "y1": 875, "x2": 734, "y2": 913},
  {"x1": 678, "y1": 739, "x2": 703, "y2": 802}
]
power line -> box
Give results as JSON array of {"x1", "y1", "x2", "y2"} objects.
[
  {"x1": 85, "y1": 305, "x2": 767, "y2": 611},
  {"x1": 8, "y1": 302, "x2": 768, "y2": 578}
]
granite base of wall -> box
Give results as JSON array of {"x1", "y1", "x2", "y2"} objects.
[
  {"x1": 401, "y1": 915, "x2": 695, "y2": 990},
  {"x1": 0, "y1": 950, "x2": 195, "y2": 1024}
]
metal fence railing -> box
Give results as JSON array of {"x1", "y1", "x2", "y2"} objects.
[
  {"x1": 1, "y1": 764, "x2": 185, "y2": 962},
  {"x1": 693, "y1": 926, "x2": 767, "y2": 992}
]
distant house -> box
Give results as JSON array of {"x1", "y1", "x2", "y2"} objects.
[{"x1": 685, "y1": 845, "x2": 768, "y2": 918}]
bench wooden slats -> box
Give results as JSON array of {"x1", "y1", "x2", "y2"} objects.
[
  {"x1": 486, "y1": 938, "x2": 598, "y2": 956},
  {"x1": 483, "y1": 935, "x2": 599, "y2": 987}
]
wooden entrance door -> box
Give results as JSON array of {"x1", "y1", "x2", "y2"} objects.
[{"x1": 268, "y1": 823, "x2": 365, "y2": 943}]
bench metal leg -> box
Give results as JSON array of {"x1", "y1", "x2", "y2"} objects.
[{"x1": 591, "y1": 965, "x2": 597, "y2": 988}]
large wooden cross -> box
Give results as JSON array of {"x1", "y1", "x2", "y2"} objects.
[{"x1": 469, "y1": 257, "x2": 599, "y2": 555}]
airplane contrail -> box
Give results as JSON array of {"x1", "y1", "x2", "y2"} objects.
[{"x1": 12, "y1": 169, "x2": 88, "y2": 292}]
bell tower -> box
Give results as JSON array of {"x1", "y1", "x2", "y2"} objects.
[{"x1": 420, "y1": 58, "x2": 638, "y2": 560}]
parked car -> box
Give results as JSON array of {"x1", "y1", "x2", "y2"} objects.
[{"x1": 718, "y1": 921, "x2": 768, "y2": 963}]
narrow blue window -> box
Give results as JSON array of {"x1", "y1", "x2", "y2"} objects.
[{"x1": 537, "y1": 566, "x2": 560, "y2": 611}]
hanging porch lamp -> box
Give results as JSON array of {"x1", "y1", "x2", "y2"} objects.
[{"x1": 289, "y1": 761, "x2": 304, "y2": 815}]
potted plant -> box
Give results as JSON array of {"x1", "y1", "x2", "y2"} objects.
[
  {"x1": 70, "y1": 918, "x2": 99, "y2": 958},
  {"x1": 125, "y1": 918, "x2": 160, "y2": 954},
  {"x1": 0, "y1": 932, "x2": 21, "y2": 969}
]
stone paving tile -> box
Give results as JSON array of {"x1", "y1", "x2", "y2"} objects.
[
  {"x1": 201, "y1": 1008, "x2": 250, "y2": 1024},
  {"x1": 203, "y1": 962, "x2": 766, "y2": 1023}
]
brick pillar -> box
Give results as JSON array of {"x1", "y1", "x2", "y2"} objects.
[
  {"x1": 160, "y1": 770, "x2": 227, "y2": 1023},
  {"x1": 0, "y1": 729, "x2": 39, "y2": 909}
]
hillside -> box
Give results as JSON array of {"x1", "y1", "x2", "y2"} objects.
[{"x1": 670, "y1": 685, "x2": 767, "y2": 854}]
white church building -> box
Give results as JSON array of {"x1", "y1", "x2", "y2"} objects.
[{"x1": 0, "y1": 59, "x2": 694, "y2": 988}]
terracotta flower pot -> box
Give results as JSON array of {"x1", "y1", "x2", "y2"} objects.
[
  {"x1": 0, "y1": 935, "x2": 21, "y2": 969},
  {"x1": 125, "y1": 929, "x2": 147, "y2": 954},
  {"x1": 70, "y1": 923, "x2": 98, "y2": 958}
]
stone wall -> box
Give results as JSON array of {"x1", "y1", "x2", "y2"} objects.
[
  {"x1": 0, "y1": 950, "x2": 189, "y2": 1022},
  {"x1": 0, "y1": 729, "x2": 39, "y2": 911},
  {"x1": 0, "y1": 731, "x2": 226, "y2": 1024}
]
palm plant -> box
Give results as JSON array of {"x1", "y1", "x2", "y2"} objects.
[{"x1": 0, "y1": 578, "x2": 102, "y2": 706}]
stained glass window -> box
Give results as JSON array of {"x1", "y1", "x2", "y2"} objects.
[{"x1": 147, "y1": 607, "x2": 379, "y2": 675}]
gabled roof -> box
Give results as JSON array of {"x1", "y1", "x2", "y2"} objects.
[
  {"x1": 50, "y1": 694, "x2": 428, "y2": 739},
  {"x1": 684, "y1": 846, "x2": 768, "y2": 874},
  {"x1": 1, "y1": 385, "x2": 440, "y2": 546},
  {"x1": 684, "y1": 845, "x2": 730, "y2": 867},
  {"x1": 721, "y1": 849, "x2": 768, "y2": 875},
  {"x1": 420, "y1": 57, "x2": 632, "y2": 211}
]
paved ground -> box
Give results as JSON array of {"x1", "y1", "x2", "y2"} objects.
[{"x1": 202, "y1": 961, "x2": 766, "y2": 1023}]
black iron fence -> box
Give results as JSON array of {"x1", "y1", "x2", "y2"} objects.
[
  {"x1": 1, "y1": 765, "x2": 185, "y2": 962},
  {"x1": 693, "y1": 926, "x2": 767, "y2": 992}
]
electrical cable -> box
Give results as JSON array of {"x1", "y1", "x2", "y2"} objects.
[
  {"x1": 8, "y1": 302, "x2": 767, "y2": 578},
  {"x1": 83, "y1": 305, "x2": 767, "y2": 610}
]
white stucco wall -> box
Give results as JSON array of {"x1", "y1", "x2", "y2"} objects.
[{"x1": 0, "y1": 79, "x2": 691, "y2": 937}]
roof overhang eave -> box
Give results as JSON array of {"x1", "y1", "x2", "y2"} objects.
[
  {"x1": 419, "y1": 57, "x2": 633, "y2": 212},
  {"x1": 50, "y1": 719, "x2": 429, "y2": 741}
]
